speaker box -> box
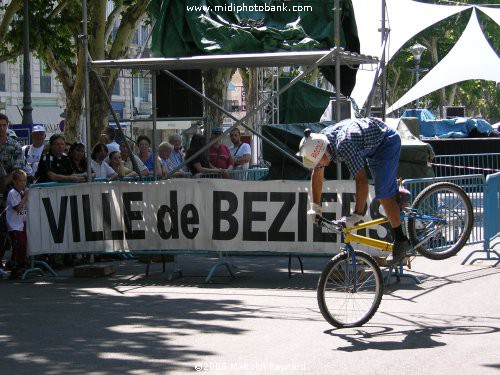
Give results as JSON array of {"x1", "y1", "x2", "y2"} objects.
[{"x1": 156, "y1": 70, "x2": 203, "y2": 118}]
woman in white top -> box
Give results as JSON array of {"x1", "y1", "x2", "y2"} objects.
[{"x1": 90, "y1": 143, "x2": 119, "y2": 180}]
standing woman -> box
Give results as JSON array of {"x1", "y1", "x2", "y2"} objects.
[{"x1": 136, "y1": 135, "x2": 161, "y2": 175}]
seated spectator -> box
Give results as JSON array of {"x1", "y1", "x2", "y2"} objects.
[
  {"x1": 108, "y1": 151, "x2": 137, "y2": 177},
  {"x1": 120, "y1": 141, "x2": 150, "y2": 176},
  {"x1": 68, "y1": 141, "x2": 88, "y2": 177},
  {"x1": 99, "y1": 126, "x2": 120, "y2": 153},
  {"x1": 136, "y1": 135, "x2": 160, "y2": 174},
  {"x1": 167, "y1": 133, "x2": 189, "y2": 173},
  {"x1": 185, "y1": 134, "x2": 224, "y2": 177},
  {"x1": 90, "y1": 143, "x2": 119, "y2": 180},
  {"x1": 208, "y1": 127, "x2": 233, "y2": 178},
  {"x1": 36, "y1": 134, "x2": 86, "y2": 183},
  {"x1": 158, "y1": 142, "x2": 189, "y2": 178}
]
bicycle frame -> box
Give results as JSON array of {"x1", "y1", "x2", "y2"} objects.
[{"x1": 323, "y1": 208, "x2": 448, "y2": 254}]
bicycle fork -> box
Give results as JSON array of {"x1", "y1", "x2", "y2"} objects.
[{"x1": 342, "y1": 244, "x2": 359, "y2": 292}]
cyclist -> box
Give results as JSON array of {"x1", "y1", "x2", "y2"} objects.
[{"x1": 297, "y1": 117, "x2": 409, "y2": 266}]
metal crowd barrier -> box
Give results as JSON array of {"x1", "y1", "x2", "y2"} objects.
[
  {"x1": 194, "y1": 167, "x2": 269, "y2": 180},
  {"x1": 432, "y1": 153, "x2": 500, "y2": 177},
  {"x1": 402, "y1": 174, "x2": 485, "y2": 246},
  {"x1": 403, "y1": 173, "x2": 500, "y2": 264},
  {"x1": 462, "y1": 171, "x2": 500, "y2": 265}
]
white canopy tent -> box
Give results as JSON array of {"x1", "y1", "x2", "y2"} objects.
[
  {"x1": 350, "y1": 0, "x2": 472, "y2": 108},
  {"x1": 386, "y1": 8, "x2": 500, "y2": 114}
]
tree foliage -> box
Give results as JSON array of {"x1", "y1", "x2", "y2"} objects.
[
  {"x1": 386, "y1": 0, "x2": 499, "y2": 123},
  {"x1": 0, "y1": 0, "x2": 150, "y2": 144}
]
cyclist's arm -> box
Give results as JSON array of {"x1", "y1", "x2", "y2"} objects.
[
  {"x1": 311, "y1": 166, "x2": 324, "y2": 205},
  {"x1": 354, "y1": 168, "x2": 368, "y2": 214}
]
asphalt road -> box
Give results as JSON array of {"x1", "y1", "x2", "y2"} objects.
[{"x1": 1, "y1": 244, "x2": 499, "y2": 375}]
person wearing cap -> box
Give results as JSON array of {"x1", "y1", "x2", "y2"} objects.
[
  {"x1": 23, "y1": 124, "x2": 46, "y2": 179},
  {"x1": 208, "y1": 127, "x2": 233, "y2": 178},
  {"x1": 297, "y1": 117, "x2": 409, "y2": 266}
]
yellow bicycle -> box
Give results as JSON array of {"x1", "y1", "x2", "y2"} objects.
[{"x1": 316, "y1": 182, "x2": 473, "y2": 328}]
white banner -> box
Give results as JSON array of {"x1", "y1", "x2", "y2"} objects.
[{"x1": 27, "y1": 179, "x2": 391, "y2": 256}]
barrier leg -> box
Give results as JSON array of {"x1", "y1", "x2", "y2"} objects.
[
  {"x1": 21, "y1": 256, "x2": 57, "y2": 280},
  {"x1": 167, "y1": 256, "x2": 183, "y2": 281},
  {"x1": 288, "y1": 255, "x2": 304, "y2": 278},
  {"x1": 205, "y1": 252, "x2": 236, "y2": 283},
  {"x1": 462, "y1": 234, "x2": 500, "y2": 266}
]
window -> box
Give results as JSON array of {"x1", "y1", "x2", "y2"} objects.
[
  {"x1": 40, "y1": 60, "x2": 52, "y2": 93},
  {"x1": 141, "y1": 76, "x2": 152, "y2": 102},
  {"x1": 132, "y1": 29, "x2": 139, "y2": 45},
  {"x1": 112, "y1": 79, "x2": 120, "y2": 96},
  {"x1": 0, "y1": 63, "x2": 5, "y2": 92}
]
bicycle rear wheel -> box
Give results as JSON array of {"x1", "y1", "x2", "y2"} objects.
[
  {"x1": 407, "y1": 182, "x2": 473, "y2": 260},
  {"x1": 317, "y1": 250, "x2": 383, "y2": 328}
]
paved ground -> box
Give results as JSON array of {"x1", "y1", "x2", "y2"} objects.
[{"x1": 1, "y1": 244, "x2": 499, "y2": 375}]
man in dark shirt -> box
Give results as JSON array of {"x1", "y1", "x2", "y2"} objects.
[{"x1": 36, "y1": 134, "x2": 86, "y2": 183}]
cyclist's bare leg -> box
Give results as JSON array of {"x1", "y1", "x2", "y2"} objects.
[{"x1": 378, "y1": 197, "x2": 401, "y2": 228}]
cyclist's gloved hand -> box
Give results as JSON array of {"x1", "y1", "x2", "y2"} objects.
[
  {"x1": 340, "y1": 213, "x2": 363, "y2": 229},
  {"x1": 307, "y1": 203, "x2": 322, "y2": 224}
]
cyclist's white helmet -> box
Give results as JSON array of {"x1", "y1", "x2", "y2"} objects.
[{"x1": 297, "y1": 129, "x2": 329, "y2": 169}]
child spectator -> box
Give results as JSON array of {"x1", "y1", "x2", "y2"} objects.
[{"x1": 6, "y1": 169, "x2": 29, "y2": 279}]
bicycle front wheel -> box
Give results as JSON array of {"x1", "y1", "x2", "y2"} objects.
[
  {"x1": 317, "y1": 250, "x2": 383, "y2": 328},
  {"x1": 408, "y1": 182, "x2": 473, "y2": 260}
]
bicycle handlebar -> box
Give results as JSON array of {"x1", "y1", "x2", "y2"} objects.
[{"x1": 317, "y1": 216, "x2": 345, "y2": 233}]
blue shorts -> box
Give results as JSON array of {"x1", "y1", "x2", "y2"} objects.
[{"x1": 366, "y1": 128, "x2": 401, "y2": 199}]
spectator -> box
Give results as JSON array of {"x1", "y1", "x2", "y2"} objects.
[
  {"x1": 167, "y1": 133, "x2": 188, "y2": 172},
  {"x1": 208, "y1": 127, "x2": 233, "y2": 178},
  {"x1": 99, "y1": 126, "x2": 120, "y2": 153},
  {"x1": 136, "y1": 135, "x2": 161, "y2": 174},
  {"x1": 108, "y1": 151, "x2": 137, "y2": 177},
  {"x1": 36, "y1": 134, "x2": 86, "y2": 183},
  {"x1": 68, "y1": 141, "x2": 88, "y2": 177},
  {"x1": 185, "y1": 134, "x2": 224, "y2": 177},
  {"x1": 6, "y1": 169, "x2": 29, "y2": 279},
  {"x1": 0, "y1": 113, "x2": 24, "y2": 271},
  {"x1": 120, "y1": 141, "x2": 149, "y2": 176},
  {"x1": 158, "y1": 142, "x2": 189, "y2": 178},
  {"x1": 0, "y1": 114, "x2": 24, "y2": 189},
  {"x1": 90, "y1": 143, "x2": 119, "y2": 180},
  {"x1": 229, "y1": 128, "x2": 251, "y2": 179},
  {"x1": 23, "y1": 125, "x2": 46, "y2": 180}
]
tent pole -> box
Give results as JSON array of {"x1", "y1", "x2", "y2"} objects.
[
  {"x1": 151, "y1": 70, "x2": 158, "y2": 178},
  {"x1": 380, "y1": 0, "x2": 387, "y2": 121},
  {"x1": 334, "y1": 0, "x2": 342, "y2": 179},
  {"x1": 82, "y1": 0, "x2": 92, "y2": 181}
]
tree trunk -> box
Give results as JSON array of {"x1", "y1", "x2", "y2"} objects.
[
  {"x1": 64, "y1": 92, "x2": 84, "y2": 143},
  {"x1": 239, "y1": 67, "x2": 258, "y2": 129},
  {"x1": 202, "y1": 68, "x2": 235, "y2": 131}
]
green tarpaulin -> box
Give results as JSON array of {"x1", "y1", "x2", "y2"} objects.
[
  {"x1": 149, "y1": 0, "x2": 360, "y2": 95},
  {"x1": 278, "y1": 78, "x2": 332, "y2": 124}
]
